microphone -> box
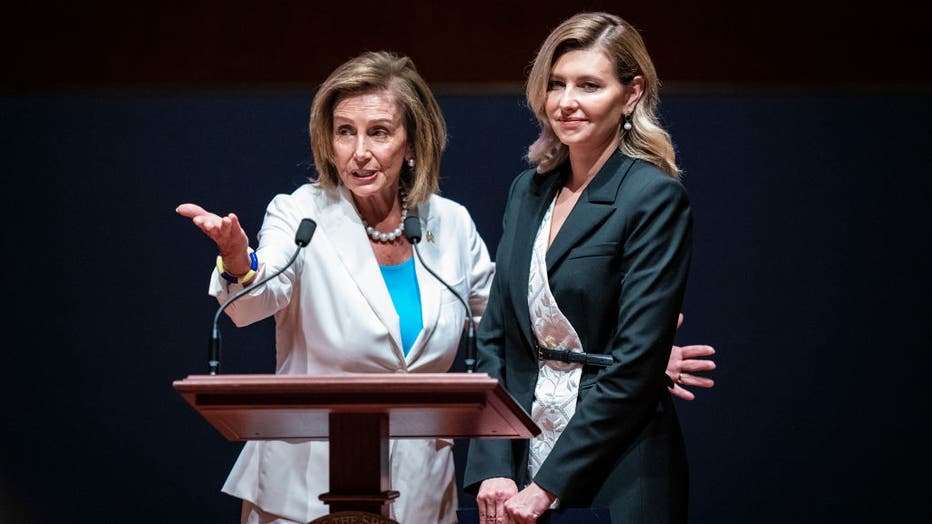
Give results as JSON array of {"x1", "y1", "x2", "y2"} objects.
[
  {"x1": 207, "y1": 218, "x2": 317, "y2": 375},
  {"x1": 404, "y1": 216, "x2": 478, "y2": 373}
]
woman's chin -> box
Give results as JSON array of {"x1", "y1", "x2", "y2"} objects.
[{"x1": 348, "y1": 182, "x2": 393, "y2": 201}]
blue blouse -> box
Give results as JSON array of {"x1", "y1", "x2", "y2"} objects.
[{"x1": 379, "y1": 257, "x2": 423, "y2": 356}]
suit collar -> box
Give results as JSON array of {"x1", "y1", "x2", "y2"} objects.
[
  {"x1": 545, "y1": 151, "x2": 634, "y2": 269},
  {"x1": 582, "y1": 149, "x2": 633, "y2": 203},
  {"x1": 508, "y1": 168, "x2": 565, "y2": 349},
  {"x1": 507, "y1": 152, "x2": 634, "y2": 352},
  {"x1": 317, "y1": 187, "x2": 403, "y2": 358},
  {"x1": 402, "y1": 199, "x2": 446, "y2": 364},
  {"x1": 318, "y1": 190, "x2": 449, "y2": 366}
]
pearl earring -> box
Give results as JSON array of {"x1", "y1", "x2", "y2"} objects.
[
  {"x1": 623, "y1": 114, "x2": 633, "y2": 131},
  {"x1": 407, "y1": 158, "x2": 415, "y2": 168}
]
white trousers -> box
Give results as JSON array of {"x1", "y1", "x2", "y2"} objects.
[{"x1": 242, "y1": 499, "x2": 303, "y2": 524}]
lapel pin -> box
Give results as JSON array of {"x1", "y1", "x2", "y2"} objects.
[{"x1": 426, "y1": 231, "x2": 435, "y2": 243}]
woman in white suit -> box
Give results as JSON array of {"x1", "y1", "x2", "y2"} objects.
[
  {"x1": 178, "y1": 51, "x2": 492, "y2": 523},
  {"x1": 177, "y1": 50, "x2": 715, "y2": 523}
]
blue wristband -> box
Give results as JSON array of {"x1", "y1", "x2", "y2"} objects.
[{"x1": 218, "y1": 248, "x2": 258, "y2": 284}]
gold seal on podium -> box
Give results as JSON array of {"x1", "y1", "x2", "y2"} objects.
[{"x1": 310, "y1": 511, "x2": 398, "y2": 524}]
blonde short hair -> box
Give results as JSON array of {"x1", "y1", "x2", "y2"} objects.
[
  {"x1": 526, "y1": 12, "x2": 680, "y2": 177},
  {"x1": 309, "y1": 51, "x2": 447, "y2": 204}
]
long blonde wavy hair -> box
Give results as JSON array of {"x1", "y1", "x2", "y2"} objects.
[{"x1": 526, "y1": 12, "x2": 680, "y2": 178}]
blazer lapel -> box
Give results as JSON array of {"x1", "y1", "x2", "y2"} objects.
[
  {"x1": 319, "y1": 187, "x2": 404, "y2": 357},
  {"x1": 545, "y1": 152, "x2": 633, "y2": 270},
  {"x1": 509, "y1": 169, "x2": 566, "y2": 355}
]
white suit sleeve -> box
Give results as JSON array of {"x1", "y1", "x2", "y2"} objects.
[{"x1": 209, "y1": 193, "x2": 310, "y2": 327}]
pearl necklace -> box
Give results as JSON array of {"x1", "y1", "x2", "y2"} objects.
[{"x1": 363, "y1": 206, "x2": 407, "y2": 243}]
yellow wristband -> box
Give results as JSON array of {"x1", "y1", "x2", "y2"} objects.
[{"x1": 217, "y1": 247, "x2": 258, "y2": 285}]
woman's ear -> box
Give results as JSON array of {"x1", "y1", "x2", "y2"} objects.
[{"x1": 624, "y1": 76, "x2": 645, "y2": 114}]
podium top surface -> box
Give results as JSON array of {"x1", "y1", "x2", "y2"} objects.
[{"x1": 173, "y1": 372, "x2": 539, "y2": 441}]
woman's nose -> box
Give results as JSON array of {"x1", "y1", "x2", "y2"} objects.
[
  {"x1": 558, "y1": 87, "x2": 578, "y2": 111},
  {"x1": 353, "y1": 136, "x2": 371, "y2": 162}
]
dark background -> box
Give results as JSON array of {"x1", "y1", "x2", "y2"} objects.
[{"x1": 2, "y1": 1, "x2": 929, "y2": 522}]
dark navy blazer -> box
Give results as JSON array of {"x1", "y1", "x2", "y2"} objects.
[{"x1": 464, "y1": 151, "x2": 693, "y2": 524}]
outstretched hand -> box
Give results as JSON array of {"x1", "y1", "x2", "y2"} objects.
[
  {"x1": 667, "y1": 313, "x2": 716, "y2": 401},
  {"x1": 176, "y1": 203, "x2": 251, "y2": 275}
]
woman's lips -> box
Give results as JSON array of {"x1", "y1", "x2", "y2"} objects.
[{"x1": 556, "y1": 118, "x2": 585, "y2": 128}]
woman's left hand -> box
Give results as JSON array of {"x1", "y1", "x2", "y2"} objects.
[
  {"x1": 503, "y1": 482, "x2": 555, "y2": 524},
  {"x1": 667, "y1": 313, "x2": 716, "y2": 400}
]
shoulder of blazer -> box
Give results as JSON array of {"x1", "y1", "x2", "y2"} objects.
[
  {"x1": 510, "y1": 166, "x2": 543, "y2": 198},
  {"x1": 418, "y1": 193, "x2": 475, "y2": 232},
  {"x1": 561, "y1": 154, "x2": 688, "y2": 215},
  {"x1": 499, "y1": 167, "x2": 544, "y2": 223},
  {"x1": 503, "y1": 164, "x2": 568, "y2": 215},
  {"x1": 623, "y1": 159, "x2": 682, "y2": 188},
  {"x1": 267, "y1": 182, "x2": 329, "y2": 221}
]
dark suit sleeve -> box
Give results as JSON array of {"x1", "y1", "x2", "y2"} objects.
[
  {"x1": 532, "y1": 175, "x2": 693, "y2": 500},
  {"x1": 463, "y1": 173, "x2": 524, "y2": 493}
]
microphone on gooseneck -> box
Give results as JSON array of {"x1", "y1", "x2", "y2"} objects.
[
  {"x1": 403, "y1": 216, "x2": 478, "y2": 373},
  {"x1": 207, "y1": 218, "x2": 317, "y2": 375}
]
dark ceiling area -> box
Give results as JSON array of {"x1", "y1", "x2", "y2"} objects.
[{"x1": 2, "y1": 0, "x2": 928, "y2": 90}]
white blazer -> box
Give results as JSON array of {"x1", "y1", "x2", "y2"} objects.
[{"x1": 210, "y1": 183, "x2": 494, "y2": 523}]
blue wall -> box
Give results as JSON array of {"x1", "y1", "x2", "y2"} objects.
[{"x1": 2, "y1": 88, "x2": 929, "y2": 522}]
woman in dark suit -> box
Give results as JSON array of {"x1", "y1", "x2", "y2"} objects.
[{"x1": 465, "y1": 12, "x2": 693, "y2": 524}]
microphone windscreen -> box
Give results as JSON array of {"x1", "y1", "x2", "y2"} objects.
[
  {"x1": 403, "y1": 216, "x2": 422, "y2": 244},
  {"x1": 295, "y1": 218, "x2": 317, "y2": 247}
]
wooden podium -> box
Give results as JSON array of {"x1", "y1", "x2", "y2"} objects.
[{"x1": 173, "y1": 373, "x2": 538, "y2": 522}]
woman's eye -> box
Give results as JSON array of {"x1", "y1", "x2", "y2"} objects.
[
  {"x1": 370, "y1": 128, "x2": 390, "y2": 138},
  {"x1": 547, "y1": 80, "x2": 565, "y2": 91},
  {"x1": 582, "y1": 82, "x2": 601, "y2": 91},
  {"x1": 336, "y1": 126, "x2": 354, "y2": 136}
]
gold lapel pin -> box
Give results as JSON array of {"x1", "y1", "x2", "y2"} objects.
[{"x1": 426, "y1": 231, "x2": 435, "y2": 243}]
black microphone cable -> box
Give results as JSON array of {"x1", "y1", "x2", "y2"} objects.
[
  {"x1": 403, "y1": 216, "x2": 478, "y2": 372},
  {"x1": 208, "y1": 218, "x2": 317, "y2": 375}
]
